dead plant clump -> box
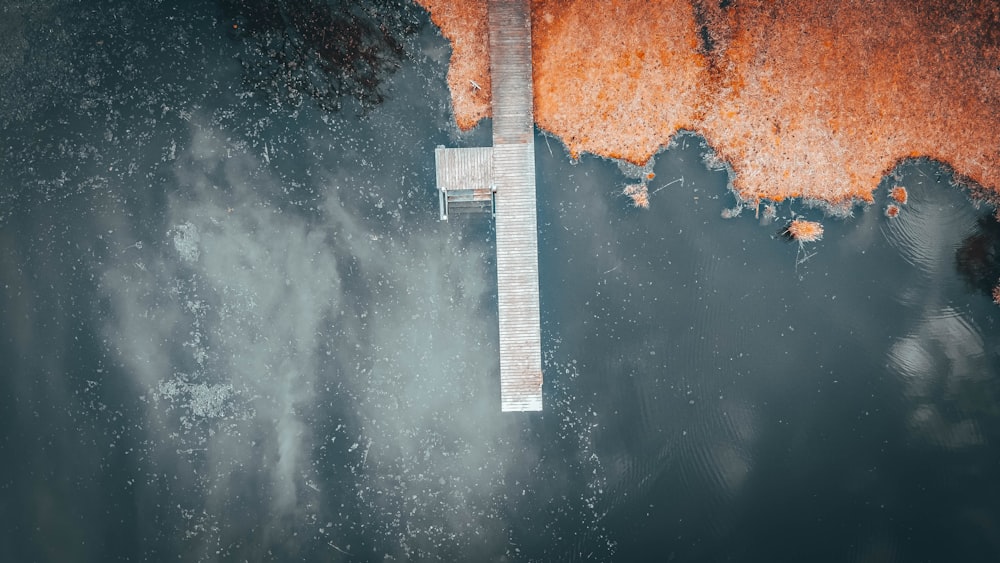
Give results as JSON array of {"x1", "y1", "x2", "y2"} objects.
[
  {"x1": 623, "y1": 183, "x2": 650, "y2": 208},
  {"x1": 890, "y1": 186, "x2": 909, "y2": 204},
  {"x1": 785, "y1": 219, "x2": 824, "y2": 242}
]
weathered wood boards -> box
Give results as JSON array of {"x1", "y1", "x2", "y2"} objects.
[{"x1": 489, "y1": 0, "x2": 542, "y2": 412}]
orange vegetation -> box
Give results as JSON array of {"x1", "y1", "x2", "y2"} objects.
[
  {"x1": 890, "y1": 186, "x2": 909, "y2": 204},
  {"x1": 785, "y1": 220, "x2": 824, "y2": 242},
  {"x1": 623, "y1": 183, "x2": 650, "y2": 209},
  {"x1": 416, "y1": 0, "x2": 1000, "y2": 205},
  {"x1": 416, "y1": 0, "x2": 491, "y2": 129},
  {"x1": 994, "y1": 284, "x2": 1000, "y2": 305},
  {"x1": 885, "y1": 204, "x2": 900, "y2": 218}
]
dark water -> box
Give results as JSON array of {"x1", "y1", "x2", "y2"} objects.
[{"x1": 1, "y1": 1, "x2": 999, "y2": 562}]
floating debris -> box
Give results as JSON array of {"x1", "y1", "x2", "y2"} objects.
[
  {"x1": 784, "y1": 219, "x2": 824, "y2": 242},
  {"x1": 623, "y1": 183, "x2": 650, "y2": 208},
  {"x1": 890, "y1": 186, "x2": 909, "y2": 204},
  {"x1": 760, "y1": 202, "x2": 777, "y2": 224},
  {"x1": 170, "y1": 222, "x2": 201, "y2": 263},
  {"x1": 721, "y1": 206, "x2": 742, "y2": 219}
]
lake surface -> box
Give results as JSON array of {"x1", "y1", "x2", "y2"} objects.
[{"x1": 1, "y1": 1, "x2": 998, "y2": 561}]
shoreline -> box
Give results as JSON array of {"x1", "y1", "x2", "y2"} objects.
[{"x1": 415, "y1": 0, "x2": 1000, "y2": 207}]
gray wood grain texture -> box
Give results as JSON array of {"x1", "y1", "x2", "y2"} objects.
[{"x1": 490, "y1": 0, "x2": 542, "y2": 412}]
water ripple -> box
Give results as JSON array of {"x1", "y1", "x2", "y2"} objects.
[
  {"x1": 880, "y1": 179, "x2": 977, "y2": 277},
  {"x1": 888, "y1": 306, "x2": 989, "y2": 449}
]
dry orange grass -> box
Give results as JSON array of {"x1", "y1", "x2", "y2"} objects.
[
  {"x1": 530, "y1": 0, "x2": 706, "y2": 161},
  {"x1": 994, "y1": 284, "x2": 1000, "y2": 305},
  {"x1": 417, "y1": 0, "x2": 491, "y2": 129},
  {"x1": 416, "y1": 0, "x2": 1000, "y2": 206},
  {"x1": 785, "y1": 220, "x2": 824, "y2": 242}
]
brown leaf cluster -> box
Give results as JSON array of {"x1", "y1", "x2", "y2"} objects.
[{"x1": 416, "y1": 0, "x2": 1000, "y2": 204}]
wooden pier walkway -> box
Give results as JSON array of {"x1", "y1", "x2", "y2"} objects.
[
  {"x1": 489, "y1": 0, "x2": 541, "y2": 412},
  {"x1": 433, "y1": 0, "x2": 542, "y2": 412}
]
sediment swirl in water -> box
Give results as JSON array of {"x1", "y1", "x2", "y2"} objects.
[{"x1": 415, "y1": 0, "x2": 1000, "y2": 205}]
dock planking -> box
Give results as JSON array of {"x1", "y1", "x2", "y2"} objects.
[
  {"x1": 435, "y1": 146, "x2": 495, "y2": 219},
  {"x1": 489, "y1": 0, "x2": 542, "y2": 412}
]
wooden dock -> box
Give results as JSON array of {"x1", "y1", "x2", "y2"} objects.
[
  {"x1": 489, "y1": 0, "x2": 542, "y2": 412},
  {"x1": 433, "y1": 0, "x2": 542, "y2": 412}
]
